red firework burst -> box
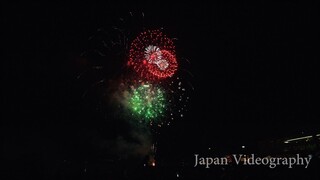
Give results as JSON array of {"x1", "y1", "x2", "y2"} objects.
[{"x1": 128, "y1": 30, "x2": 178, "y2": 79}]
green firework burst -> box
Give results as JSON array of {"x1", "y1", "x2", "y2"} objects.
[{"x1": 128, "y1": 84, "x2": 166, "y2": 121}]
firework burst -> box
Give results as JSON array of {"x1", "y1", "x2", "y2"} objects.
[
  {"x1": 127, "y1": 83, "x2": 166, "y2": 123},
  {"x1": 78, "y1": 13, "x2": 192, "y2": 132},
  {"x1": 128, "y1": 29, "x2": 178, "y2": 80}
]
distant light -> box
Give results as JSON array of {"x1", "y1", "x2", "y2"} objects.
[
  {"x1": 284, "y1": 135, "x2": 313, "y2": 143},
  {"x1": 143, "y1": 164, "x2": 146, "y2": 167},
  {"x1": 152, "y1": 162, "x2": 156, "y2": 167},
  {"x1": 284, "y1": 141, "x2": 289, "y2": 144},
  {"x1": 176, "y1": 173, "x2": 179, "y2": 178},
  {"x1": 242, "y1": 145, "x2": 245, "y2": 149},
  {"x1": 208, "y1": 147, "x2": 211, "y2": 150}
]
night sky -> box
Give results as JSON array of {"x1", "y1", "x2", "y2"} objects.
[{"x1": 2, "y1": 1, "x2": 319, "y2": 179}]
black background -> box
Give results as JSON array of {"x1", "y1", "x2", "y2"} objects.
[{"x1": 2, "y1": 1, "x2": 319, "y2": 179}]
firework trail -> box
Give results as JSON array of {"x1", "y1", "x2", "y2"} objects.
[{"x1": 76, "y1": 12, "x2": 193, "y2": 160}]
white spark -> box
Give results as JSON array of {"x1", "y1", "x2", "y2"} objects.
[{"x1": 145, "y1": 45, "x2": 162, "y2": 63}]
